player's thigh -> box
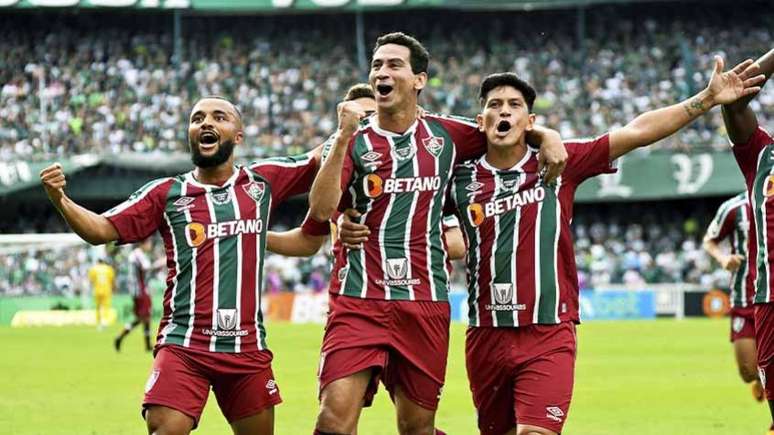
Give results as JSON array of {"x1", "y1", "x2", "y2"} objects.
[
  {"x1": 733, "y1": 337, "x2": 758, "y2": 378},
  {"x1": 143, "y1": 346, "x2": 210, "y2": 429},
  {"x1": 392, "y1": 384, "x2": 436, "y2": 435},
  {"x1": 212, "y1": 365, "x2": 282, "y2": 425},
  {"x1": 230, "y1": 406, "x2": 274, "y2": 435},
  {"x1": 513, "y1": 323, "x2": 576, "y2": 434},
  {"x1": 515, "y1": 424, "x2": 558, "y2": 435}
]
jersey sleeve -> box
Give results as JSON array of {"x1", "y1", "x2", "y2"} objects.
[
  {"x1": 562, "y1": 134, "x2": 616, "y2": 183},
  {"x1": 705, "y1": 204, "x2": 738, "y2": 242},
  {"x1": 732, "y1": 127, "x2": 774, "y2": 187},
  {"x1": 103, "y1": 179, "x2": 171, "y2": 244},
  {"x1": 430, "y1": 115, "x2": 487, "y2": 163},
  {"x1": 249, "y1": 151, "x2": 320, "y2": 205}
]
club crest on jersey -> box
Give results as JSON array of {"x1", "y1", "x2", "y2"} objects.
[
  {"x1": 266, "y1": 379, "x2": 278, "y2": 395},
  {"x1": 493, "y1": 283, "x2": 514, "y2": 305},
  {"x1": 216, "y1": 309, "x2": 238, "y2": 331},
  {"x1": 243, "y1": 181, "x2": 266, "y2": 203},
  {"x1": 173, "y1": 196, "x2": 196, "y2": 212},
  {"x1": 393, "y1": 143, "x2": 417, "y2": 161},
  {"x1": 210, "y1": 190, "x2": 231, "y2": 205},
  {"x1": 422, "y1": 136, "x2": 445, "y2": 157}
]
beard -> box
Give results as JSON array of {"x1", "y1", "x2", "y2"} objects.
[{"x1": 190, "y1": 139, "x2": 235, "y2": 168}]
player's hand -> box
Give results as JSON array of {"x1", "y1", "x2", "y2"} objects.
[
  {"x1": 337, "y1": 101, "x2": 367, "y2": 137},
  {"x1": 537, "y1": 132, "x2": 567, "y2": 185},
  {"x1": 705, "y1": 56, "x2": 765, "y2": 106},
  {"x1": 40, "y1": 163, "x2": 67, "y2": 205},
  {"x1": 721, "y1": 254, "x2": 745, "y2": 272},
  {"x1": 338, "y1": 208, "x2": 370, "y2": 250}
]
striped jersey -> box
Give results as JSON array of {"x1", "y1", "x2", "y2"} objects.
[
  {"x1": 731, "y1": 126, "x2": 774, "y2": 304},
  {"x1": 328, "y1": 114, "x2": 486, "y2": 301},
  {"x1": 705, "y1": 192, "x2": 753, "y2": 308},
  {"x1": 127, "y1": 247, "x2": 151, "y2": 298},
  {"x1": 103, "y1": 154, "x2": 318, "y2": 353},
  {"x1": 449, "y1": 135, "x2": 614, "y2": 327}
]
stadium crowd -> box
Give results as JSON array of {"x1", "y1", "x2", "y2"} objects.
[{"x1": 0, "y1": 4, "x2": 772, "y2": 162}]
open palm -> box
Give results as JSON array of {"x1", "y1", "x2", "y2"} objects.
[{"x1": 707, "y1": 56, "x2": 765, "y2": 105}]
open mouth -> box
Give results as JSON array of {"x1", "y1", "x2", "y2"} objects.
[
  {"x1": 495, "y1": 120, "x2": 511, "y2": 136},
  {"x1": 199, "y1": 131, "x2": 219, "y2": 147},
  {"x1": 376, "y1": 84, "x2": 393, "y2": 97}
]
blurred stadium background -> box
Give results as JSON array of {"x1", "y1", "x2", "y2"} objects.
[{"x1": 1, "y1": 0, "x2": 773, "y2": 433}]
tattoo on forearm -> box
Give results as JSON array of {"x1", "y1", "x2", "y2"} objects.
[{"x1": 683, "y1": 95, "x2": 709, "y2": 117}]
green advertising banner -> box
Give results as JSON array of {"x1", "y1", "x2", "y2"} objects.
[
  {"x1": 0, "y1": 155, "x2": 99, "y2": 196},
  {"x1": 575, "y1": 150, "x2": 746, "y2": 203}
]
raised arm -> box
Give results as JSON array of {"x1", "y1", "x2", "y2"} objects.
[
  {"x1": 609, "y1": 56, "x2": 765, "y2": 161},
  {"x1": 40, "y1": 163, "x2": 118, "y2": 245},
  {"x1": 307, "y1": 101, "x2": 364, "y2": 222},
  {"x1": 722, "y1": 48, "x2": 774, "y2": 144}
]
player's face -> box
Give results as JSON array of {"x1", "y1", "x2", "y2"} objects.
[
  {"x1": 188, "y1": 98, "x2": 244, "y2": 168},
  {"x1": 351, "y1": 97, "x2": 377, "y2": 116},
  {"x1": 369, "y1": 44, "x2": 426, "y2": 113},
  {"x1": 476, "y1": 86, "x2": 535, "y2": 149}
]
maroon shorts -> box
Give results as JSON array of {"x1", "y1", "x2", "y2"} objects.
[
  {"x1": 466, "y1": 322, "x2": 577, "y2": 434},
  {"x1": 134, "y1": 294, "x2": 152, "y2": 320},
  {"x1": 756, "y1": 303, "x2": 774, "y2": 400},
  {"x1": 318, "y1": 294, "x2": 450, "y2": 410},
  {"x1": 143, "y1": 345, "x2": 282, "y2": 427},
  {"x1": 730, "y1": 306, "x2": 755, "y2": 342}
]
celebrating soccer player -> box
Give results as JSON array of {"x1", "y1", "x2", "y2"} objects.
[
  {"x1": 301, "y1": 32, "x2": 567, "y2": 435},
  {"x1": 341, "y1": 55, "x2": 762, "y2": 434},
  {"x1": 723, "y1": 47, "x2": 774, "y2": 430},
  {"x1": 40, "y1": 96, "x2": 325, "y2": 435}
]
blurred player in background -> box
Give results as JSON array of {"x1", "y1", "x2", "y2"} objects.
[
  {"x1": 40, "y1": 96, "x2": 327, "y2": 435},
  {"x1": 724, "y1": 48, "x2": 774, "y2": 431},
  {"x1": 703, "y1": 193, "x2": 762, "y2": 401},
  {"x1": 115, "y1": 238, "x2": 155, "y2": 353},
  {"x1": 88, "y1": 256, "x2": 115, "y2": 331}
]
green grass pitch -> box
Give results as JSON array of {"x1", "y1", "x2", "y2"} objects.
[{"x1": 0, "y1": 318, "x2": 770, "y2": 434}]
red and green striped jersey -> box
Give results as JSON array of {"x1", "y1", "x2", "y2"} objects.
[
  {"x1": 705, "y1": 192, "x2": 753, "y2": 308},
  {"x1": 328, "y1": 114, "x2": 486, "y2": 301},
  {"x1": 449, "y1": 135, "x2": 614, "y2": 327},
  {"x1": 103, "y1": 154, "x2": 317, "y2": 352},
  {"x1": 732, "y1": 126, "x2": 774, "y2": 304}
]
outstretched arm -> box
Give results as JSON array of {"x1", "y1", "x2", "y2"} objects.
[
  {"x1": 40, "y1": 163, "x2": 118, "y2": 245},
  {"x1": 608, "y1": 56, "x2": 765, "y2": 160},
  {"x1": 722, "y1": 48, "x2": 774, "y2": 145},
  {"x1": 266, "y1": 228, "x2": 326, "y2": 257}
]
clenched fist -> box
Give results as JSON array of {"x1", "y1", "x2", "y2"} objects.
[{"x1": 40, "y1": 163, "x2": 67, "y2": 205}]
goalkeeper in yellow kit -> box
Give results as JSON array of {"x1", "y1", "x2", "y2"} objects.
[{"x1": 88, "y1": 257, "x2": 115, "y2": 330}]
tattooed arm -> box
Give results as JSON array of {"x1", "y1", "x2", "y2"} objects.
[{"x1": 608, "y1": 56, "x2": 764, "y2": 160}]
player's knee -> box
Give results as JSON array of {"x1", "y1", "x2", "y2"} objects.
[
  {"x1": 145, "y1": 408, "x2": 192, "y2": 435},
  {"x1": 515, "y1": 426, "x2": 557, "y2": 435},
  {"x1": 315, "y1": 402, "x2": 356, "y2": 434},
  {"x1": 396, "y1": 413, "x2": 434, "y2": 435}
]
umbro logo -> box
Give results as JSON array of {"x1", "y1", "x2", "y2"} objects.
[
  {"x1": 546, "y1": 406, "x2": 564, "y2": 422},
  {"x1": 173, "y1": 197, "x2": 195, "y2": 212},
  {"x1": 465, "y1": 181, "x2": 484, "y2": 192},
  {"x1": 362, "y1": 151, "x2": 382, "y2": 162}
]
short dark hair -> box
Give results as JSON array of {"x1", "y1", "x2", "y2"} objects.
[
  {"x1": 373, "y1": 32, "x2": 429, "y2": 74},
  {"x1": 478, "y1": 73, "x2": 537, "y2": 112},
  {"x1": 194, "y1": 95, "x2": 243, "y2": 122},
  {"x1": 344, "y1": 83, "x2": 375, "y2": 102}
]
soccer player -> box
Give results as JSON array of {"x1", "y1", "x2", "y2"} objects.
[
  {"x1": 40, "y1": 96, "x2": 326, "y2": 435},
  {"x1": 302, "y1": 32, "x2": 567, "y2": 435},
  {"x1": 115, "y1": 237, "x2": 156, "y2": 353},
  {"x1": 703, "y1": 193, "x2": 762, "y2": 400},
  {"x1": 88, "y1": 256, "x2": 115, "y2": 330},
  {"x1": 342, "y1": 58, "x2": 762, "y2": 434},
  {"x1": 723, "y1": 47, "x2": 774, "y2": 426}
]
